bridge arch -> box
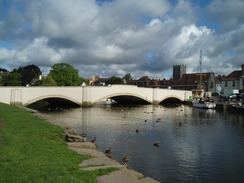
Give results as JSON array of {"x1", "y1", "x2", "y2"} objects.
[
  {"x1": 92, "y1": 93, "x2": 152, "y2": 105},
  {"x1": 24, "y1": 95, "x2": 82, "y2": 107},
  {"x1": 159, "y1": 96, "x2": 183, "y2": 104}
]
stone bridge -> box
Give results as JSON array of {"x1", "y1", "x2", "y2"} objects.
[{"x1": 0, "y1": 85, "x2": 192, "y2": 106}]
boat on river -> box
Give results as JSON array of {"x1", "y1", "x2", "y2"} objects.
[
  {"x1": 227, "y1": 103, "x2": 244, "y2": 112},
  {"x1": 192, "y1": 50, "x2": 216, "y2": 109},
  {"x1": 192, "y1": 97, "x2": 216, "y2": 109}
]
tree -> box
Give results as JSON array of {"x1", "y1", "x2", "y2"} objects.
[
  {"x1": 34, "y1": 75, "x2": 57, "y2": 86},
  {"x1": 0, "y1": 68, "x2": 8, "y2": 86},
  {"x1": 0, "y1": 68, "x2": 8, "y2": 72},
  {"x1": 49, "y1": 63, "x2": 82, "y2": 86},
  {"x1": 21, "y1": 65, "x2": 42, "y2": 86},
  {"x1": 1, "y1": 65, "x2": 42, "y2": 86},
  {"x1": 41, "y1": 75, "x2": 57, "y2": 86},
  {"x1": 105, "y1": 76, "x2": 123, "y2": 85},
  {"x1": 1, "y1": 72, "x2": 22, "y2": 86},
  {"x1": 122, "y1": 73, "x2": 133, "y2": 83},
  {"x1": 80, "y1": 77, "x2": 89, "y2": 86}
]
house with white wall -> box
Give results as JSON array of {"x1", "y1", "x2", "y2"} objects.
[
  {"x1": 221, "y1": 63, "x2": 244, "y2": 96},
  {"x1": 214, "y1": 76, "x2": 222, "y2": 94}
]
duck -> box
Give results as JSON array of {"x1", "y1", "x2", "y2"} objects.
[
  {"x1": 105, "y1": 147, "x2": 112, "y2": 154},
  {"x1": 153, "y1": 142, "x2": 160, "y2": 147},
  {"x1": 136, "y1": 129, "x2": 139, "y2": 133},
  {"x1": 90, "y1": 137, "x2": 96, "y2": 144},
  {"x1": 122, "y1": 156, "x2": 129, "y2": 166},
  {"x1": 79, "y1": 133, "x2": 87, "y2": 138}
]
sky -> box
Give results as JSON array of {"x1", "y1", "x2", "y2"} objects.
[{"x1": 0, "y1": 0, "x2": 243, "y2": 79}]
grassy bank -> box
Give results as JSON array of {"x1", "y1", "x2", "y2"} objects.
[{"x1": 0, "y1": 103, "x2": 115, "y2": 183}]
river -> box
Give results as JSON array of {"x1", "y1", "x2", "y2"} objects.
[{"x1": 35, "y1": 104, "x2": 244, "y2": 183}]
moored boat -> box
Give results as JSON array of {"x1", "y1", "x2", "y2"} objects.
[
  {"x1": 227, "y1": 104, "x2": 244, "y2": 112},
  {"x1": 192, "y1": 50, "x2": 216, "y2": 109},
  {"x1": 192, "y1": 97, "x2": 216, "y2": 109}
]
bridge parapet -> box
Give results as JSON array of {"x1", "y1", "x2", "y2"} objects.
[{"x1": 0, "y1": 86, "x2": 192, "y2": 106}]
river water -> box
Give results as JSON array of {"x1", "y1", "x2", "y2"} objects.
[{"x1": 36, "y1": 104, "x2": 244, "y2": 183}]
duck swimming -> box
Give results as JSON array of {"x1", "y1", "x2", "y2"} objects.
[
  {"x1": 122, "y1": 156, "x2": 129, "y2": 166},
  {"x1": 153, "y1": 142, "x2": 160, "y2": 147}
]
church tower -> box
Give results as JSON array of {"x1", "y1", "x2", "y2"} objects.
[{"x1": 173, "y1": 64, "x2": 186, "y2": 80}]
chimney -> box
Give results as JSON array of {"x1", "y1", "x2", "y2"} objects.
[{"x1": 242, "y1": 63, "x2": 244, "y2": 74}]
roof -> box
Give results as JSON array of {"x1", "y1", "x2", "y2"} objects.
[
  {"x1": 137, "y1": 76, "x2": 151, "y2": 82},
  {"x1": 223, "y1": 70, "x2": 242, "y2": 80},
  {"x1": 160, "y1": 79, "x2": 197, "y2": 86},
  {"x1": 214, "y1": 76, "x2": 223, "y2": 83},
  {"x1": 180, "y1": 72, "x2": 212, "y2": 82}
]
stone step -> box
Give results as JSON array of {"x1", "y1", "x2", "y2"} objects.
[
  {"x1": 68, "y1": 143, "x2": 160, "y2": 183},
  {"x1": 96, "y1": 168, "x2": 160, "y2": 183},
  {"x1": 68, "y1": 142, "x2": 96, "y2": 149},
  {"x1": 80, "y1": 164, "x2": 125, "y2": 171}
]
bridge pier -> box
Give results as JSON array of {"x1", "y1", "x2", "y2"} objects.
[
  {"x1": 152, "y1": 100, "x2": 161, "y2": 105},
  {"x1": 81, "y1": 86, "x2": 92, "y2": 106},
  {"x1": 10, "y1": 89, "x2": 23, "y2": 106}
]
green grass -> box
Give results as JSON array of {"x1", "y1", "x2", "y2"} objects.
[{"x1": 0, "y1": 103, "x2": 116, "y2": 183}]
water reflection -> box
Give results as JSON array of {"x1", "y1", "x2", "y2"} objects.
[{"x1": 36, "y1": 104, "x2": 244, "y2": 183}]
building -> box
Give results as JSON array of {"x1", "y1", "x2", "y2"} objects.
[
  {"x1": 159, "y1": 78, "x2": 196, "y2": 90},
  {"x1": 91, "y1": 78, "x2": 109, "y2": 86},
  {"x1": 241, "y1": 63, "x2": 244, "y2": 92},
  {"x1": 173, "y1": 64, "x2": 186, "y2": 80},
  {"x1": 159, "y1": 72, "x2": 216, "y2": 92},
  {"x1": 128, "y1": 73, "x2": 216, "y2": 92},
  {"x1": 220, "y1": 63, "x2": 244, "y2": 96},
  {"x1": 128, "y1": 76, "x2": 160, "y2": 88},
  {"x1": 128, "y1": 76, "x2": 152, "y2": 87},
  {"x1": 126, "y1": 64, "x2": 244, "y2": 95},
  {"x1": 89, "y1": 75, "x2": 103, "y2": 85},
  {"x1": 214, "y1": 76, "x2": 223, "y2": 94}
]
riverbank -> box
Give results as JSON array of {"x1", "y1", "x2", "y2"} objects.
[
  {"x1": 0, "y1": 103, "x2": 159, "y2": 183},
  {"x1": 0, "y1": 103, "x2": 116, "y2": 183}
]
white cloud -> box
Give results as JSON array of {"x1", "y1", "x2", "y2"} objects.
[
  {"x1": 148, "y1": 18, "x2": 162, "y2": 27},
  {"x1": 0, "y1": 0, "x2": 243, "y2": 78},
  {"x1": 207, "y1": 0, "x2": 244, "y2": 31}
]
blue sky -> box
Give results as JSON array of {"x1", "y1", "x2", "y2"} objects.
[{"x1": 0, "y1": 0, "x2": 243, "y2": 79}]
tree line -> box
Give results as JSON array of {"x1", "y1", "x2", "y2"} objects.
[{"x1": 0, "y1": 63, "x2": 133, "y2": 86}]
